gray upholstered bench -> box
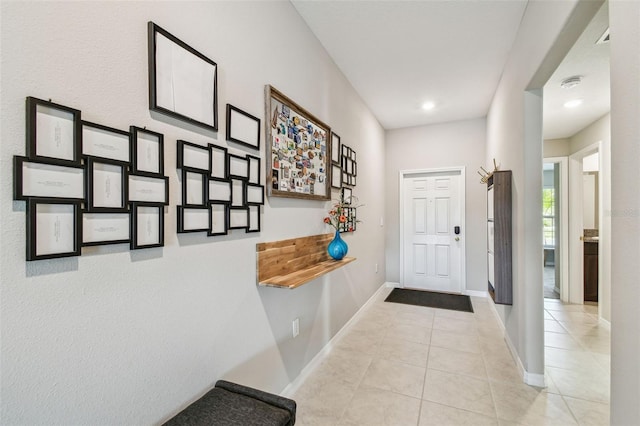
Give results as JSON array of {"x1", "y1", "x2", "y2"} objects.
[{"x1": 163, "y1": 380, "x2": 296, "y2": 426}]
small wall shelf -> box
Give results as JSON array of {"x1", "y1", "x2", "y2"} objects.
[{"x1": 256, "y1": 233, "x2": 356, "y2": 289}]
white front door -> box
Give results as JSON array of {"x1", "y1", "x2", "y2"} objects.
[{"x1": 401, "y1": 171, "x2": 463, "y2": 293}]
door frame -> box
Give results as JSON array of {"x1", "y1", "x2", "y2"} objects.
[
  {"x1": 543, "y1": 156, "x2": 569, "y2": 301},
  {"x1": 568, "y1": 142, "x2": 601, "y2": 304},
  {"x1": 399, "y1": 166, "x2": 466, "y2": 292}
]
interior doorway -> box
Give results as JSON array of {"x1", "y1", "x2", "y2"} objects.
[{"x1": 542, "y1": 157, "x2": 569, "y2": 301}]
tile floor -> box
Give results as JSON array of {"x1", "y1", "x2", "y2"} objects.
[{"x1": 291, "y1": 287, "x2": 611, "y2": 425}]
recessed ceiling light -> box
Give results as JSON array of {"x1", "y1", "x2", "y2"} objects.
[
  {"x1": 560, "y1": 76, "x2": 582, "y2": 89},
  {"x1": 564, "y1": 99, "x2": 583, "y2": 108},
  {"x1": 421, "y1": 101, "x2": 436, "y2": 111}
]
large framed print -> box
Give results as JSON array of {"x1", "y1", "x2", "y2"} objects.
[
  {"x1": 148, "y1": 22, "x2": 218, "y2": 132},
  {"x1": 26, "y1": 97, "x2": 82, "y2": 165},
  {"x1": 131, "y1": 126, "x2": 164, "y2": 176},
  {"x1": 85, "y1": 157, "x2": 128, "y2": 212},
  {"x1": 26, "y1": 198, "x2": 81, "y2": 261},
  {"x1": 265, "y1": 85, "x2": 331, "y2": 201},
  {"x1": 82, "y1": 212, "x2": 130, "y2": 246},
  {"x1": 226, "y1": 104, "x2": 260, "y2": 150},
  {"x1": 128, "y1": 174, "x2": 169, "y2": 204},
  {"x1": 130, "y1": 202, "x2": 164, "y2": 249},
  {"x1": 14, "y1": 156, "x2": 84, "y2": 201},
  {"x1": 82, "y1": 121, "x2": 130, "y2": 163}
]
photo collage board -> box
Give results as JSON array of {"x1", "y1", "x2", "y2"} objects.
[
  {"x1": 266, "y1": 86, "x2": 331, "y2": 201},
  {"x1": 13, "y1": 96, "x2": 170, "y2": 261}
]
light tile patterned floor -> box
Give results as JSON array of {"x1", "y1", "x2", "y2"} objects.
[{"x1": 291, "y1": 287, "x2": 610, "y2": 425}]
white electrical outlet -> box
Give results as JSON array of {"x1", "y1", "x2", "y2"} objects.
[
  {"x1": 292, "y1": 318, "x2": 299, "y2": 338},
  {"x1": 375, "y1": 263, "x2": 379, "y2": 273}
]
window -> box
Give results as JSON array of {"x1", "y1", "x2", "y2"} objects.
[{"x1": 543, "y1": 187, "x2": 555, "y2": 247}]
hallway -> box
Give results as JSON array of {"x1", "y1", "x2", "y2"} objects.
[{"x1": 291, "y1": 287, "x2": 610, "y2": 425}]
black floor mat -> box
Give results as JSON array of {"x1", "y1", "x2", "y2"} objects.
[{"x1": 384, "y1": 288, "x2": 474, "y2": 313}]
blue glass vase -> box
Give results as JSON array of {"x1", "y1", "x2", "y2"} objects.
[{"x1": 327, "y1": 230, "x2": 348, "y2": 260}]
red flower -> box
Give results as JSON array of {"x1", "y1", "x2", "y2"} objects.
[
  {"x1": 323, "y1": 217, "x2": 331, "y2": 224},
  {"x1": 339, "y1": 215, "x2": 347, "y2": 223}
]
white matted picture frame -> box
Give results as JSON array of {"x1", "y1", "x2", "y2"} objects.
[
  {"x1": 209, "y1": 143, "x2": 228, "y2": 179},
  {"x1": 177, "y1": 140, "x2": 209, "y2": 172},
  {"x1": 177, "y1": 205, "x2": 209, "y2": 233},
  {"x1": 226, "y1": 104, "x2": 261, "y2": 150},
  {"x1": 208, "y1": 202, "x2": 228, "y2": 236},
  {"x1": 148, "y1": 22, "x2": 218, "y2": 132}
]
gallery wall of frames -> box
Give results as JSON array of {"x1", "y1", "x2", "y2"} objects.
[{"x1": 12, "y1": 20, "x2": 358, "y2": 261}]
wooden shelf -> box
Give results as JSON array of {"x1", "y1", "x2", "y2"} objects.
[{"x1": 257, "y1": 233, "x2": 356, "y2": 289}]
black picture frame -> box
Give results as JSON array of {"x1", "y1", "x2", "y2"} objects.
[
  {"x1": 209, "y1": 143, "x2": 228, "y2": 179},
  {"x1": 247, "y1": 154, "x2": 261, "y2": 185},
  {"x1": 230, "y1": 178, "x2": 245, "y2": 207},
  {"x1": 177, "y1": 205, "x2": 210, "y2": 233},
  {"x1": 208, "y1": 178, "x2": 231, "y2": 203},
  {"x1": 26, "y1": 198, "x2": 82, "y2": 261},
  {"x1": 26, "y1": 97, "x2": 82, "y2": 166},
  {"x1": 341, "y1": 186, "x2": 353, "y2": 204},
  {"x1": 247, "y1": 205, "x2": 261, "y2": 233},
  {"x1": 148, "y1": 22, "x2": 218, "y2": 132},
  {"x1": 82, "y1": 211, "x2": 131, "y2": 246},
  {"x1": 331, "y1": 132, "x2": 341, "y2": 165},
  {"x1": 130, "y1": 202, "x2": 164, "y2": 249},
  {"x1": 14, "y1": 156, "x2": 85, "y2": 201},
  {"x1": 228, "y1": 154, "x2": 249, "y2": 180},
  {"x1": 128, "y1": 174, "x2": 169, "y2": 205},
  {"x1": 226, "y1": 104, "x2": 261, "y2": 150},
  {"x1": 85, "y1": 157, "x2": 129, "y2": 212},
  {"x1": 82, "y1": 121, "x2": 131, "y2": 163},
  {"x1": 130, "y1": 126, "x2": 164, "y2": 176},
  {"x1": 177, "y1": 140, "x2": 209, "y2": 172},
  {"x1": 245, "y1": 183, "x2": 265, "y2": 205},
  {"x1": 208, "y1": 202, "x2": 229, "y2": 236},
  {"x1": 228, "y1": 206, "x2": 249, "y2": 230},
  {"x1": 331, "y1": 163, "x2": 342, "y2": 189},
  {"x1": 182, "y1": 170, "x2": 208, "y2": 207}
]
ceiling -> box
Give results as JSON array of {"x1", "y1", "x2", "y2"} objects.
[{"x1": 291, "y1": 1, "x2": 610, "y2": 139}]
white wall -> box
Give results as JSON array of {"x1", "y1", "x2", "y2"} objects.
[
  {"x1": 544, "y1": 138, "x2": 571, "y2": 157},
  {"x1": 384, "y1": 119, "x2": 487, "y2": 292},
  {"x1": 609, "y1": 1, "x2": 640, "y2": 423},
  {"x1": 486, "y1": 0, "x2": 602, "y2": 382},
  {"x1": 0, "y1": 2, "x2": 386, "y2": 424}
]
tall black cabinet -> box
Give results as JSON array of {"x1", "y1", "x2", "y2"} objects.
[{"x1": 487, "y1": 170, "x2": 513, "y2": 305}]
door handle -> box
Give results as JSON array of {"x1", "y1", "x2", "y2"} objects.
[{"x1": 455, "y1": 237, "x2": 460, "y2": 242}]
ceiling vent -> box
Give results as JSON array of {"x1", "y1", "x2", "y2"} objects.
[
  {"x1": 560, "y1": 76, "x2": 582, "y2": 89},
  {"x1": 596, "y1": 28, "x2": 610, "y2": 44}
]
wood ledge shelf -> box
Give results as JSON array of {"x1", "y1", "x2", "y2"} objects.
[
  {"x1": 256, "y1": 233, "x2": 356, "y2": 289},
  {"x1": 259, "y1": 257, "x2": 356, "y2": 289}
]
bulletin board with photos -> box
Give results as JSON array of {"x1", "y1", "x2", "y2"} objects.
[{"x1": 265, "y1": 85, "x2": 331, "y2": 201}]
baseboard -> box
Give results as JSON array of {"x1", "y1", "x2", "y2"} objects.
[
  {"x1": 386, "y1": 281, "x2": 400, "y2": 288},
  {"x1": 599, "y1": 316, "x2": 611, "y2": 331},
  {"x1": 463, "y1": 289, "x2": 487, "y2": 298},
  {"x1": 487, "y1": 297, "x2": 547, "y2": 388},
  {"x1": 280, "y1": 282, "x2": 389, "y2": 397}
]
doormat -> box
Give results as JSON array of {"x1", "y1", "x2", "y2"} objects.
[{"x1": 384, "y1": 288, "x2": 474, "y2": 313}]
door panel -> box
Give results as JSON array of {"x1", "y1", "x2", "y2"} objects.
[{"x1": 402, "y1": 171, "x2": 462, "y2": 293}]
